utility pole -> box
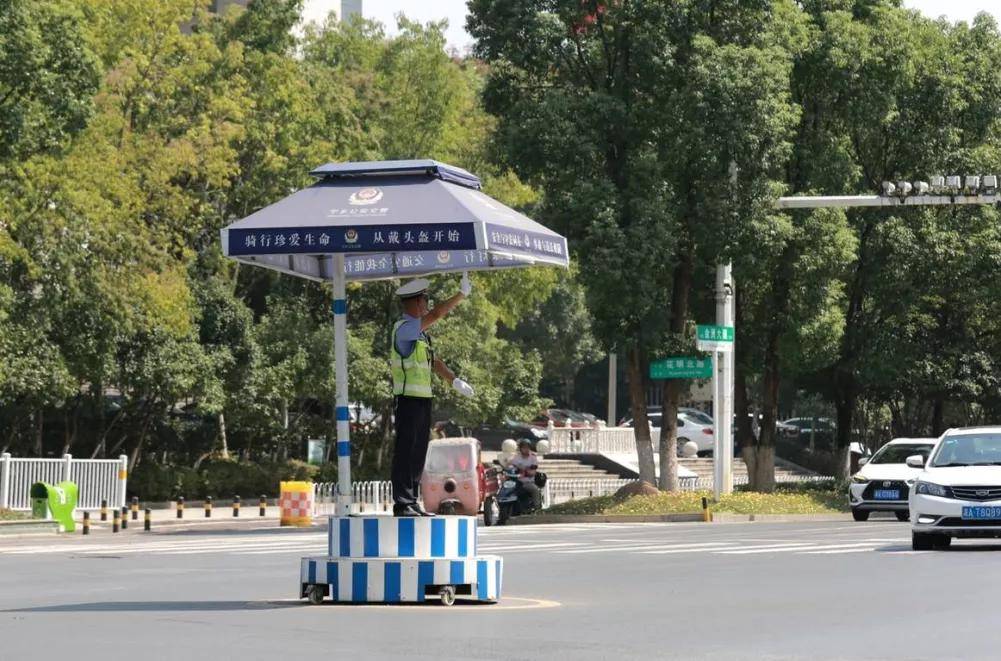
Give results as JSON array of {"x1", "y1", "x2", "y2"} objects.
[
  {"x1": 713, "y1": 265, "x2": 734, "y2": 499},
  {"x1": 711, "y1": 162, "x2": 739, "y2": 499},
  {"x1": 607, "y1": 352, "x2": 617, "y2": 426}
]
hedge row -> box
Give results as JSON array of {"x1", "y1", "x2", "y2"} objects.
[{"x1": 128, "y1": 459, "x2": 341, "y2": 501}]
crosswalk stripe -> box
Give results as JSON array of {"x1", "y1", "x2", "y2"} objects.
[
  {"x1": 0, "y1": 537, "x2": 326, "y2": 556},
  {"x1": 557, "y1": 542, "x2": 732, "y2": 554},
  {"x1": 478, "y1": 542, "x2": 583, "y2": 552},
  {"x1": 800, "y1": 547, "x2": 875, "y2": 555},
  {"x1": 634, "y1": 543, "x2": 740, "y2": 555},
  {"x1": 714, "y1": 543, "x2": 818, "y2": 555}
]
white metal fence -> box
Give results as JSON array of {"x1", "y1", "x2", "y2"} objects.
[
  {"x1": 546, "y1": 424, "x2": 636, "y2": 454},
  {"x1": 311, "y1": 472, "x2": 834, "y2": 515},
  {"x1": 0, "y1": 453, "x2": 128, "y2": 511},
  {"x1": 542, "y1": 478, "x2": 637, "y2": 507},
  {"x1": 313, "y1": 481, "x2": 393, "y2": 516}
]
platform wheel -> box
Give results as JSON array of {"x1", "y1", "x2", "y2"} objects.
[
  {"x1": 439, "y1": 585, "x2": 456, "y2": 607},
  {"x1": 306, "y1": 584, "x2": 325, "y2": 605}
]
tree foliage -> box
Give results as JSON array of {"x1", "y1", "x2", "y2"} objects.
[{"x1": 0, "y1": 2, "x2": 555, "y2": 475}]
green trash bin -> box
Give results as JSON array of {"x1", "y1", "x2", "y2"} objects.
[
  {"x1": 29, "y1": 481, "x2": 78, "y2": 532},
  {"x1": 30, "y1": 483, "x2": 49, "y2": 519}
]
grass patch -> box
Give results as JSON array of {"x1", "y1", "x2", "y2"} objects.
[
  {"x1": 0, "y1": 509, "x2": 28, "y2": 521},
  {"x1": 543, "y1": 485, "x2": 848, "y2": 516}
]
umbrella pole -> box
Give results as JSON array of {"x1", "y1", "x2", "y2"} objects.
[{"x1": 332, "y1": 253, "x2": 352, "y2": 516}]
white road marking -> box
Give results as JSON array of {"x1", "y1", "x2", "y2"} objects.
[
  {"x1": 477, "y1": 542, "x2": 584, "y2": 552},
  {"x1": 558, "y1": 542, "x2": 733, "y2": 554},
  {"x1": 714, "y1": 543, "x2": 819, "y2": 555}
]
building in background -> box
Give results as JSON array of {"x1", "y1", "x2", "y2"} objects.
[
  {"x1": 209, "y1": 1, "x2": 362, "y2": 23},
  {"x1": 211, "y1": 0, "x2": 249, "y2": 14}
]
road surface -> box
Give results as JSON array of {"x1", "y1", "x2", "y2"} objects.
[{"x1": 1, "y1": 517, "x2": 999, "y2": 660}]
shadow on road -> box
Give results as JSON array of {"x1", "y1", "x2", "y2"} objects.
[
  {"x1": 876, "y1": 543, "x2": 1001, "y2": 552},
  {"x1": 4, "y1": 600, "x2": 303, "y2": 613}
]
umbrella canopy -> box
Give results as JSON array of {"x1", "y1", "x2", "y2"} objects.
[
  {"x1": 221, "y1": 159, "x2": 568, "y2": 516},
  {"x1": 220, "y1": 159, "x2": 569, "y2": 281}
]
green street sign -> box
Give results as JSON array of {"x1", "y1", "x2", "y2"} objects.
[
  {"x1": 650, "y1": 356, "x2": 713, "y2": 380},
  {"x1": 696, "y1": 324, "x2": 734, "y2": 352}
]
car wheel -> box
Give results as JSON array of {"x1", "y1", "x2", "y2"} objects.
[
  {"x1": 912, "y1": 531, "x2": 934, "y2": 551},
  {"x1": 852, "y1": 508, "x2": 870, "y2": 522},
  {"x1": 932, "y1": 534, "x2": 952, "y2": 550},
  {"x1": 895, "y1": 511, "x2": 910, "y2": 522}
]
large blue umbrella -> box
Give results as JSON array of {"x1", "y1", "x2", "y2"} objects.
[{"x1": 221, "y1": 160, "x2": 569, "y2": 513}]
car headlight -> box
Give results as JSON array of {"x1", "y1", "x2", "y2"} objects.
[
  {"x1": 851, "y1": 474, "x2": 869, "y2": 484},
  {"x1": 915, "y1": 481, "x2": 952, "y2": 498}
]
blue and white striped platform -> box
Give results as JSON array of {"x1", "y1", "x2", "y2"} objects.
[
  {"x1": 300, "y1": 555, "x2": 502, "y2": 603},
  {"x1": 328, "y1": 515, "x2": 477, "y2": 558},
  {"x1": 301, "y1": 515, "x2": 502, "y2": 604}
]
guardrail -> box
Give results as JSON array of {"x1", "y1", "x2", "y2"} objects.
[
  {"x1": 546, "y1": 422, "x2": 637, "y2": 454},
  {"x1": 0, "y1": 453, "x2": 128, "y2": 511}
]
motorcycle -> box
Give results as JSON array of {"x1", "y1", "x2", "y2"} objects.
[{"x1": 495, "y1": 463, "x2": 546, "y2": 524}]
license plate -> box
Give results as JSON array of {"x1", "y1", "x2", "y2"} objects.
[
  {"x1": 874, "y1": 489, "x2": 900, "y2": 500},
  {"x1": 962, "y1": 506, "x2": 1001, "y2": 520}
]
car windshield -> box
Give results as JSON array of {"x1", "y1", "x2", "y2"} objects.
[
  {"x1": 930, "y1": 433, "x2": 1001, "y2": 467},
  {"x1": 683, "y1": 410, "x2": 714, "y2": 426},
  {"x1": 870, "y1": 444, "x2": 934, "y2": 464}
]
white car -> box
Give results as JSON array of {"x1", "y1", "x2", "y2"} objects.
[
  {"x1": 848, "y1": 438, "x2": 935, "y2": 521},
  {"x1": 621, "y1": 412, "x2": 715, "y2": 456},
  {"x1": 909, "y1": 427, "x2": 1001, "y2": 550}
]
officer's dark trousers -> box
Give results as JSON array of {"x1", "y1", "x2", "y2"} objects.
[{"x1": 392, "y1": 395, "x2": 433, "y2": 506}]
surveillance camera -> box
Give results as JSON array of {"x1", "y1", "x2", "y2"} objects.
[
  {"x1": 881, "y1": 181, "x2": 896, "y2": 196},
  {"x1": 930, "y1": 175, "x2": 946, "y2": 193},
  {"x1": 896, "y1": 181, "x2": 913, "y2": 197},
  {"x1": 945, "y1": 175, "x2": 962, "y2": 192},
  {"x1": 982, "y1": 175, "x2": 998, "y2": 195},
  {"x1": 965, "y1": 175, "x2": 981, "y2": 193},
  {"x1": 913, "y1": 181, "x2": 930, "y2": 195}
]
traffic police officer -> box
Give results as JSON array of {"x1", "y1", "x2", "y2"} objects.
[{"x1": 391, "y1": 274, "x2": 475, "y2": 516}]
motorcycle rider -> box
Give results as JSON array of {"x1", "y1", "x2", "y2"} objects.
[{"x1": 508, "y1": 439, "x2": 543, "y2": 510}]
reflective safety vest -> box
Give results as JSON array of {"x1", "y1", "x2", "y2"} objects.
[{"x1": 391, "y1": 319, "x2": 434, "y2": 398}]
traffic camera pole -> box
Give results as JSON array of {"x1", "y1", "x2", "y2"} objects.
[
  {"x1": 775, "y1": 177, "x2": 1000, "y2": 474},
  {"x1": 713, "y1": 263, "x2": 735, "y2": 499}
]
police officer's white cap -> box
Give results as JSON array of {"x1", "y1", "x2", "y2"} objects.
[{"x1": 395, "y1": 278, "x2": 429, "y2": 299}]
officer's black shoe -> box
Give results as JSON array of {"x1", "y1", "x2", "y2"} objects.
[
  {"x1": 393, "y1": 504, "x2": 422, "y2": 517},
  {"x1": 414, "y1": 504, "x2": 436, "y2": 517}
]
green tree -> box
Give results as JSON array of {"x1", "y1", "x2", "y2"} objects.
[
  {"x1": 469, "y1": 0, "x2": 802, "y2": 489},
  {"x1": 0, "y1": 0, "x2": 100, "y2": 162}
]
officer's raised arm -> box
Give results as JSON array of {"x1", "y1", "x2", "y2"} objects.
[{"x1": 418, "y1": 272, "x2": 471, "y2": 331}]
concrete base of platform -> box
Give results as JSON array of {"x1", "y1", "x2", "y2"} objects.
[{"x1": 300, "y1": 555, "x2": 502, "y2": 604}]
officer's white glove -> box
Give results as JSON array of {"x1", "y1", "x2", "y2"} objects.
[
  {"x1": 452, "y1": 378, "x2": 475, "y2": 398},
  {"x1": 459, "y1": 272, "x2": 472, "y2": 297}
]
